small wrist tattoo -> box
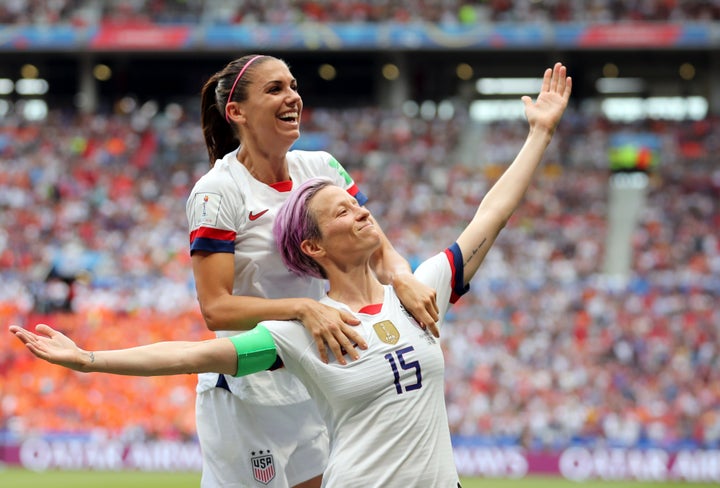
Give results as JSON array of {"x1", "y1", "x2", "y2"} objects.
[{"x1": 89, "y1": 351, "x2": 95, "y2": 364}]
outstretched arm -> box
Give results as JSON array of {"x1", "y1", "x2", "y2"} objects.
[
  {"x1": 9, "y1": 324, "x2": 239, "y2": 376},
  {"x1": 457, "y1": 62, "x2": 572, "y2": 285}
]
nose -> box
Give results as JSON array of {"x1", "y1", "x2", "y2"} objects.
[
  {"x1": 356, "y1": 206, "x2": 371, "y2": 221},
  {"x1": 286, "y1": 89, "x2": 301, "y2": 105}
]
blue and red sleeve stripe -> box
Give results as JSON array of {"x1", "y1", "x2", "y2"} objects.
[
  {"x1": 189, "y1": 227, "x2": 236, "y2": 254},
  {"x1": 444, "y1": 242, "x2": 469, "y2": 304},
  {"x1": 346, "y1": 184, "x2": 368, "y2": 206}
]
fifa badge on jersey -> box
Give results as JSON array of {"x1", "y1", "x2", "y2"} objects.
[
  {"x1": 194, "y1": 192, "x2": 222, "y2": 226},
  {"x1": 373, "y1": 320, "x2": 400, "y2": 344},
  {"x1": 251, "y1": 450, "x2": 275, "y2": 484}
]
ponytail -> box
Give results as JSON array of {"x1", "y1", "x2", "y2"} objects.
[{"x1": 200, "y1": 73, "x2": 235, "y2": 167}]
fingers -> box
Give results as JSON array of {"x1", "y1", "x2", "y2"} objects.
[
  {"x1": 541, "y1": 67, "x2": 552, "y2": 93},
  {"x1": 553, "y1": 64, "x2": 570, "y2": 98},
  {"x1": 426, "y1": 321, "x2": 440, "y2": 339},
  {"x1": 416, "y1": 292, "x2": 440, "y2": 336},
  {"x1": 312, "y1": 321, "x2": 367, "y2": 365},
  {"x1": 563, "y1": 75, "x2": 573, "y2": 100},
  {"x1": 314, "y1": 328, "x2": 352, "y2": 366},
  {"x1": 550, "y1": 63, "x2": 561, "y2": 93},
  {"x1": 416, "y1": 310, "x2": 440, "y2": 337},
  {"x1": 548, "y1": 63, "x2": 572, "y2": 104},
  {"x1": 35, "y1": 323, "x2": 55, "y2": 336},
  {"x1": 10, "y1": 324, "x2": 55, "y2": 343},
  {"x1": 10, "y1": 326, "x2": 34, "y2": 345},
  {"x1": 340, "y1": 311, "x2": 367, "y2": 349},
  {"x1": 541, "y1": 62, "x2": 570, "y2": 95},
  {"x1": 10, "y1": 327, "x2": 47, "y2": 359},
  {"x1": 313, "y1": 336, "x2": 330, "y2": 364},
  {"x1": 337, "y1": 328, "x2": 363, "y2": 365},
  {"x1": 340, "y1": 311, "x2": 361, "y2": 327}
]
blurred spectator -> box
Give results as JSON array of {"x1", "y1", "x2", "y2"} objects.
[
  {"x1": 1, "y1": 100, "x2": 718, "y2": 451},
  {"x1": 2, "y1": 0, "x2": 720, "y2": 25}
]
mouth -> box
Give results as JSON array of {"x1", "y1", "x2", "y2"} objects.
[{"x1": 278, "y1": 111, "x2": 299, "y2": 124}]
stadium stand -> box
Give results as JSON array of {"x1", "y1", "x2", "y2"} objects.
[
  {"x1": 1, "y1": 105, "x2": 718, "y2": 451},
  {"x1": 0, "y1": 1, "x2": 718, "y2": 479},
  {"x1": 1, "y1": 0, "x2": 720, "y2": 24}
]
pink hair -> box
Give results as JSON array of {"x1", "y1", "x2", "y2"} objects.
[{"x1": 273, "y1": 178, "x2": 334, "y2": 279}]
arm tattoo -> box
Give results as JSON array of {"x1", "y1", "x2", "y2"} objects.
[
  {"x1": 89, "y1": 351, "x2": 95, "y2": 364},
  {"x1": 463, "y1": 238, "x2": 487, "y2": 266}
]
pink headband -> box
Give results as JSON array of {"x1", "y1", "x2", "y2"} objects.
[{"x1": 225, "y1": 55, "x2": 264, "y2": 123}]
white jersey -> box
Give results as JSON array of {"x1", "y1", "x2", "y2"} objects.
[
  {"x1": 263, "y1": 246, "x2": 468, "y2": 487},
  {"x1": 186, "y1": 149, "x2": 366, "y2": 405}
]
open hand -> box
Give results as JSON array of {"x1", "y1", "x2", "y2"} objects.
[
  {"x1": 522, "y1": 62, "x2": 572, "y2": 135},
  {"x1": 9, "y1": 324, "x2": 88, "y2": 371}
]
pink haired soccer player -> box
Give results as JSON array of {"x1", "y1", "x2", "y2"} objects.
[
  {"x1": 11, "y1": 62, "x2": 571, "y2": 488},
  {"x1": 185, "y1": 54, "x2": 439, "y2": 487}
]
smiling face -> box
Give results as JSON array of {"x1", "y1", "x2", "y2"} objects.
[
  {"x1": 234, "y1": 58, "x2": 302, "y2": 151},
  {"x1": 305, "y1": 185, "x2": 382, "y2": 266}
]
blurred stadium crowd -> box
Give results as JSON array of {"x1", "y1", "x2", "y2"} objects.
[
  {"x1": 2, "y1": 0, "x2": 720, "y2": 25},
  {"x1": 0, "y1": 0, "x2": 719, "y2": 461},
  {"x1": 1, "y1": 96, "x2": 718, "y2": 450}
]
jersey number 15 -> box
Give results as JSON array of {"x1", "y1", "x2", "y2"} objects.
[{"x1": 384, "y1": 346, "x2": 422, "y2": 394}]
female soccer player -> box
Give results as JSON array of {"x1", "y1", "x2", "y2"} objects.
[
  {"x1": 189, "y1": 53, "x2": 439, "y2": 487},
  {"x1": 11, "y1": 62, "x2": 571, "y2": 488}
]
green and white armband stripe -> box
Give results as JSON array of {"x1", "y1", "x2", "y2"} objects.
[{"x1": 228, "y1": 325, "x2": 278, "y2": 377}]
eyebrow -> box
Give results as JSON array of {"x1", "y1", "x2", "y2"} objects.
[{"x1": 263, "y1": 77, "x2": 297, "y2": 88}]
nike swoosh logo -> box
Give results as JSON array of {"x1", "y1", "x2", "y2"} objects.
[{"x1": 248, "y1": 209, "x2": 269, "y2": 221}]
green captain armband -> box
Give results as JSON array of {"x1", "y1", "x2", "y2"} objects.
[{"x1": 228, "y1": 325, "x2": 278, "y2": 377}]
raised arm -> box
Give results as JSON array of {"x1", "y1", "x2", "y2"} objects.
[{"x1": 456, "y1": 62, "x2": 572, "y2": 286}]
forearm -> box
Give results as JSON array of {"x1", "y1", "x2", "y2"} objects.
[
  {"x1": 367, "y1": 217, "x2": 412, "y2": 285},
  {"x1": 376, "y1": 250, "x2": 413, "y2": 287},
  {"x1": 457, "y1": 126, "x2": 554, "y2": 283},
  {"x1": 201, "y1": 295, "x2": 317, "y2": 332},
  {"x1": 80, "y1": 339, "x2": 237, "y2": 376},
  {"x1": 478, "y1": 126, "x2": 553, "y2": 220}
]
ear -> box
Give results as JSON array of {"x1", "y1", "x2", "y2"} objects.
[
  {"x1": 300, "y1": 239, "x2": 325, "y2": 260},
  {"x1": 226, "y1": 102, "x2": 247, "y2": 124}
]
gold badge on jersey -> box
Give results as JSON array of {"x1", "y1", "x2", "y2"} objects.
[{"x1": 373, "y1": 321, "x2": 399, "y2": 344}]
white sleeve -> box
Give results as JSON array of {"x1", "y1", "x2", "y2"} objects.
[
  {"x1": 186, "y1": 170, "x2": 244, "y2": 254},
  {"x1": 413, "y1": 243, "x2": 469, "y2": 323},
  {"x1": 261, "y1": 320, "x2": 316, "y2": 374}
]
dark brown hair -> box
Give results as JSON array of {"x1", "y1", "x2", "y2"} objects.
[{"x1": 199, "y1": 54, "x2": 276, "y2": 166}]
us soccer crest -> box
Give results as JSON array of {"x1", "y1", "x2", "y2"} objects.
[
  {"x1": 373, "y1": 320, "x2": 399, "y2": 344},
  {"x1": 250, "y1": 450, "x2": 275, "y2": 484}
]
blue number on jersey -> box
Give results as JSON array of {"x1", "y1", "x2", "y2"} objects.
[{"x1": 384, "y1": 346, "x2": 422, "y2": 394}]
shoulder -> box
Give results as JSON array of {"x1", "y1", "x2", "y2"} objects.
[
  {"x1": 287, "y1": 149, "x2": 333, "y2": 166},
  {"x1": 189, "y1": 155, "x2": 248, "y2": 205},
  {"x1": 261, "y1": 320, "x2": 313, "y2": 354},
  {"x1": 288, "y1": 150, "x2": 355, "y2": 188},
  {"x1": 414, "y1": 244, "x2": 468, "y2": 305}
]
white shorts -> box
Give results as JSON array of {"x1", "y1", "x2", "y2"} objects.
[{"x1": 196, "y1": 387, "x2": 329, "y2": 488}]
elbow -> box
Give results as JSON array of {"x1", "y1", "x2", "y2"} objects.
[
  {"x1": 199, "y1": 302, "x2": 224, "y2": 332},
  {"x1": 485, "y1": 206, "x2": 511, "y2": 234},
  {"x1": 497, "y1": 216, "x2": 510, "y2": 232}
]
